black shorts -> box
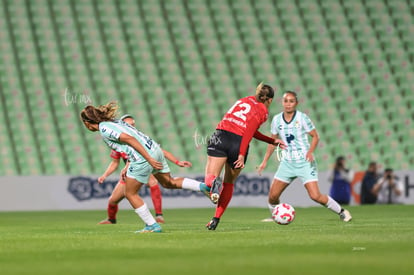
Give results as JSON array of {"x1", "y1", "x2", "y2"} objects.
[{"x1": 206, "y1": 129, "x2": 249, "y2": 168}]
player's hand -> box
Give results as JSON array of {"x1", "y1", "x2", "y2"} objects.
[
  {"x1": 274, "y1": 139, "x2": 287, "y2": 150},
  {"x1": 121, "y1": 168, "x2": 127, "y2": 181},
  {"x1": 234, "y1": 155, "x2": 245, "y2": 169},
  {"x1": 256, "y1": 162, "x2": 267, "y2": 176},
  {"x1": 177, "y1": 160, "x2": 192, "y2": 167},
  {"x1": 98, "y1": 176, "x2": 106, "y2": 184},
  {"x1": 149, "y1": 158, "x2": 164, "y2": 170},
  {"x1": 305, "y1": 152, "x2": 314, "y2": 162}
]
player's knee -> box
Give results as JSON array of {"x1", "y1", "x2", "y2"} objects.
[
  {"x1": 163, "y1": 181, "x2": 175, "y2": 188},
  {"x1": 147, "y1": 178, "x2": 157, "y2": 187}
]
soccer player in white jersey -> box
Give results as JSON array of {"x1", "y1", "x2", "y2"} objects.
[
  {"x1": 80, "y1": 102, "x2": 211, "y2": 233},
  {"x1": 257, "y1": 91, "x2": 352, "y2": 222},
  {"x1": 97, "y1": 114, "x2": 193, "y2": 225}
]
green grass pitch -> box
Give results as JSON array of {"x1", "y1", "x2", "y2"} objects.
[{"x1": 1, "y1": 205, "x2": 413, "y2": 275}]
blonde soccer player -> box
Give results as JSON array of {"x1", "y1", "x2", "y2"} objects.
[
  {"x1": 204, "y1": 83, "x2": 286, "y2": 230},
  {"x1": 257, "y1": 91, "x2": 352, "y2": 222}
]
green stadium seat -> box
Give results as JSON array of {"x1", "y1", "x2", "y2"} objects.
[
  {"x1": 0, "y1": 98, "x2": 19, "y2": 175},
  {"x1": 1, "y1": 0, "x2": 413, "y2": 175}
]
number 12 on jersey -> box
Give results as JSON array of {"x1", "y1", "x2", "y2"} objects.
[{"x1": 227, "y1": 100, "x2": 251, "y2": 121}]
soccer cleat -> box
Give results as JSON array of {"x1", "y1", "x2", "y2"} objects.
[
  {"x1": 155, "y1": 215, "x2": 165, "y2": 224},
  {"x1": 199, "y1": 183, "x2": 211, "y2": 200},
  {"x1": 210, "y1": 177, "x2": 223, "y2": 204},
  {"x1": 339, "y1": 209, "x2": 352, "y2": 222},
  {"x1": 98, "y1": 219, "x2": 116, "y2": 224},
  {"x1": 135, "y1": 223, "x2": 162, "y2": 233},
  {"x1": 261, "y1": 217, "x2": 274, "y2": 222},
  {"x1": 206, "y1": 217, "x2": 220, "y2": 230}
]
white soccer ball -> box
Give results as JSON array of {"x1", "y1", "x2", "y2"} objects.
[{"x1": 272, "y1": 203, "x2": 295, "y2": 225}]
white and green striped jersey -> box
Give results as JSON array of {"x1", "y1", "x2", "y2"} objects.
[
  {"x1": 270, "y1": 110, "x2": 315, "y2": 163},
  {"x1": 99, "y1": 120, "x2": 159, "y2": 163}
]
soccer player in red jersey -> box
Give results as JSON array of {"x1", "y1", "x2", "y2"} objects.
[
  {"x1": 97, "y1": 114, "x2": 192, "y2": 225},
  {"x1": 204, "y1": 83, "x2": 286, "y2": 230}
]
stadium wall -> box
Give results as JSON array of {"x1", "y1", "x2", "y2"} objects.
[{"x1": 1, "y1": 171, "x2": 414, "y2": 211}]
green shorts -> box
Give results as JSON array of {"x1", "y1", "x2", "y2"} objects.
[
  {"x1": 126, "y1": 147, "x2": 170, "y2": 184},
  {"x1": 274, "y1": 160, "x2": 318, "y2": 184}
]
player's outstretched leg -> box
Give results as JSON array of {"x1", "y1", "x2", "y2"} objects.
[
  {"x1": 305, "y1": 181, "x2": 352, "y2": 222},
  {"x1": 155, "y1": 173, "x2": 217, "y2": 203}
]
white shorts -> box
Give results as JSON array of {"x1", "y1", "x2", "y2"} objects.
[{"x1": 274, "y1": 160, "x2": 318, "y2": 184}]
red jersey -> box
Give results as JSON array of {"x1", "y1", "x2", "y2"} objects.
[
  {"x1": 110, "y1": 150, "x2": 128, "y2": 161},
  {"x1": 216, "y1": 96, "x2": 274, "y2": 156}
]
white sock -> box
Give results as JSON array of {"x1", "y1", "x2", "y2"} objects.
[
  {"x1": 325, "y1": 196, "x2": 342, "y2": 214},
  {"x1": 182, "y1": 178, "x2": 202, "y2": 191},
  {"x1": 134, "y1": 203, "x2": 157, "y2": 225}
]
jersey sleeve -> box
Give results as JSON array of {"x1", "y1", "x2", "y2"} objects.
[
  {"x1": 253, "y1": 130, "x2": 275, "y2": 144},
  {"x1": 302, "y1": 113, "x2": 315, "y2": 133},
  {"x1": 120, "y1": 152, "x2": 128, "y2": 160},
  {"x1": 99, "y1": 122, "x2": 122, "y2": 141},
  {"x1": 270, "y1": 115, "x2": 279, "y2": 135},
  {"x1": 110, "y1": 150, "x2": 121, "y2": 159}
]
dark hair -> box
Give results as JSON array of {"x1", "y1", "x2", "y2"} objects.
[
  {"x1": 283, "y1": 90, "x2": 298, "y2": 102},
  {"x1": 336, "y1": 156, "x2": 345, "y2": 163},
  {"x1": 334, "y1": 156, "x2": 345, "y2": 171},
  {"x1": 255, "y1": 83, "x2": 274, "y2": 103},
  {"x1": 80, "y1": 101, "x2": 118, "y2": 124}
]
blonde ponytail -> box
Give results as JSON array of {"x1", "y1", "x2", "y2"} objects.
[{"x1": 255, "y1": 83, "x2": 274, "y2": 103}]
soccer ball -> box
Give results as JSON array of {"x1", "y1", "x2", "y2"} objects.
[{"x1": 272, "y1": 203, "x2": 295, "y2": 225}]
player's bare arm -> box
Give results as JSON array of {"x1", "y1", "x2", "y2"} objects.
[
  {"x1": 121, "y1": 161, "x2": 129, "y2": 181},
  {"x1": 257, "y1": 134, "x2": 279, "y2": 175},
  {"x1": 306, "y1": 129, "x2": 319, "y2": 162},
  {"x1": 119, "y1": 133, "x2": 163, "y2": 170},
  {"x1": 98, "y1": 158, "x2": 121, "y2": 183},
  {"x1": 162, "y1": 149, "x2": 192, "y2": 167}
]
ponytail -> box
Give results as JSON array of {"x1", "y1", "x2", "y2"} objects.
[
  {"x1": 255, "y1": 82, "x2": 274, "y2": 103},
  {"x1": 80, "y1": 101, "x2": 118, "y2": 124}
]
